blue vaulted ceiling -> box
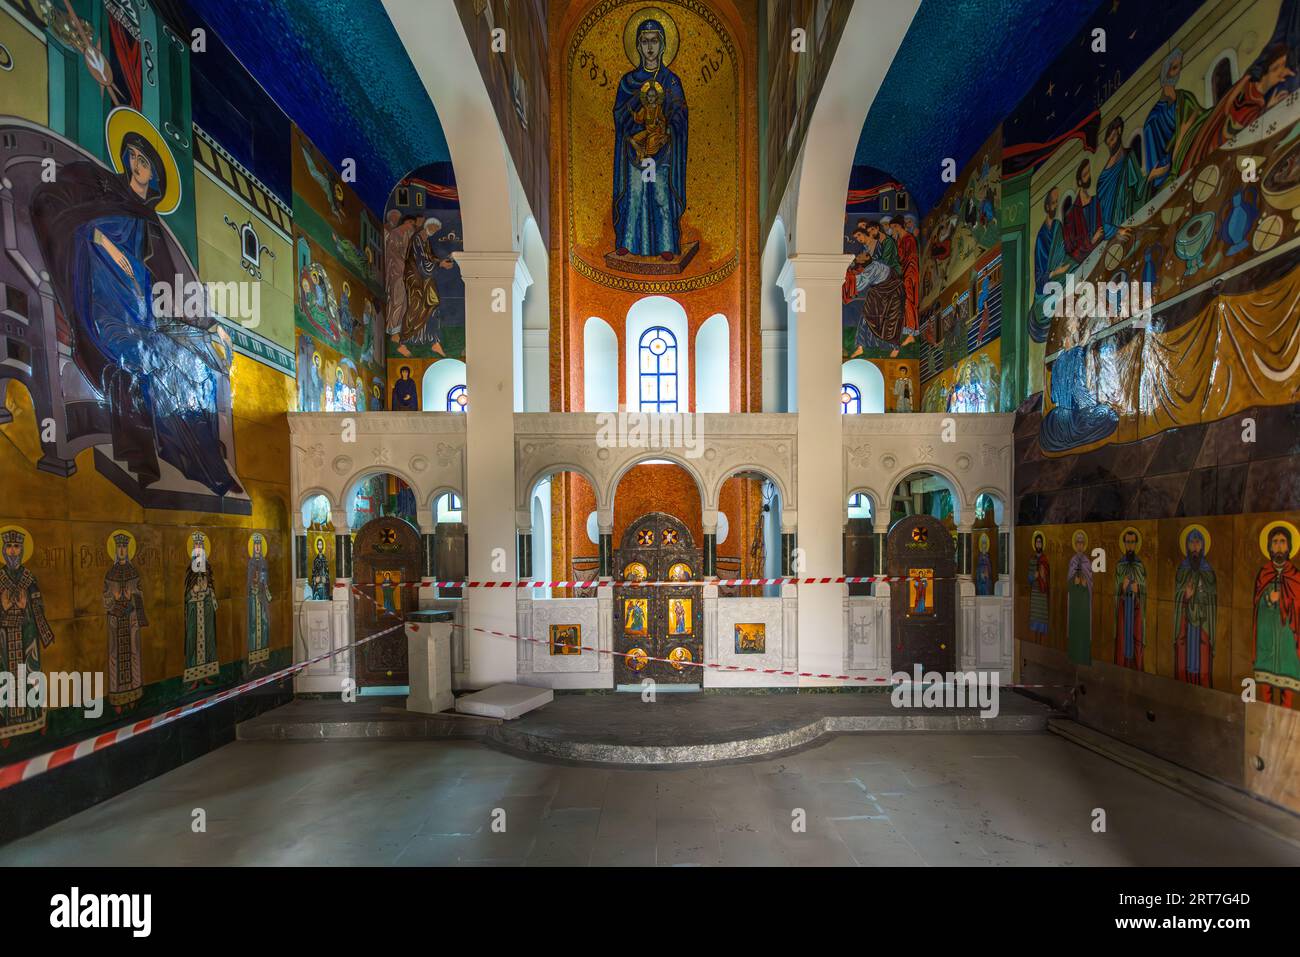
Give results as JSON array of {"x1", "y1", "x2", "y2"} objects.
[
  {"x1": 184, "y1": 0, "x2": 451, "y2": 216},
  {"x1": 854, "y1": 0, "x2": 1106, "y2": 215}
]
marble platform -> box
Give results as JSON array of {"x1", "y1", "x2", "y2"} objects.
[{"x1": 238, "y1": 691, "x2": 1053, "y2": 768}]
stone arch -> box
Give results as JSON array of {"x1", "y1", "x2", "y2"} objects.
[
  {"x1": 971, "y1": 487, "x2": 1010, "y2": 526},
  {"x1": 710, "y1": 464, "x2": 791, "y2": 517},
  {"x1": 884, "y1": 463, "x2": 968, "y2": 525},
  {"x1": 519, "y1": 462, "x2": 605, "y2": 516},
  {"x1": 610, "y1": 452, "x2": 709, "y2": 516}
]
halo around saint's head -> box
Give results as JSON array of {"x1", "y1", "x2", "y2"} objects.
[
  {"x1": 248, "y1": 531, "x2": 267, "y2": 557},
  {"x1": 1119, "y1": 525, "x2": 1143, "y2": 553},
  {"x1": 0, "y1": 524, "x2": 34, "y2": 564},
  {"x1": 1071, "y1": 529, "x2": 1088, "y2": 551},
  {"x1": 106, "y1": 106, "x2": 182, "y2": 215},
  {"x1": 1179, "y1": 523, "x2": 1211, "y2": 556},
  {"x1": 624, "y1": 7, "x2": 679, "y2": 68},
  {"x1": 107, "y1": 528, "x2": 137, "y2": 561},
  {"x1": 1259, "y1": 520, "x2": 1300, "y2": 559}
]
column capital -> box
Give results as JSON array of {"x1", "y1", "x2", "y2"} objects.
[
  {"x1": 452, "y1": 250, "x2": 532, "y2": 297},
  {"x1": 776, "y1": 252, "x2": 854, "y2": 294}
]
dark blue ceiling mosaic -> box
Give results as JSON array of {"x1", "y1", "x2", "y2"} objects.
[
  {"x1": 853, "y1": 0, "x2": 1107, "y2": 214},
  {"x1": 184, "y1": 0, "x2": 451, "y2": 216}
]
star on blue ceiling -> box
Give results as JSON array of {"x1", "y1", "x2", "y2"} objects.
[
  {"x1": 853, "y1": 0, "x2": 1106, "y2": 215},
  {"x1": 184, "y1": 0, "x2": 451, "y2": 216}
]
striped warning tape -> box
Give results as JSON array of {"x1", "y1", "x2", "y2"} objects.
[
  {"x1": 351, "y1": 584, "x2": 1072, "y2": 691},
  {"x1": 338, "y1": 573, "x2": 981, "y2": 589},
  {"x1": 0, "y1": 619, "x2": 407, "y2": 793}
]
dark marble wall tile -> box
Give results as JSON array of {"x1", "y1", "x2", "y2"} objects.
[
  {"x1": 1249, "y1": 404, "x2": 1300, "y2": 460},
  {"x1": 1195, "y1": 417, "x2": 1253, "y2": 470},
  {"x1": 1176, "y1": 468, "x2": 1218, "y2": 517},
  {"x1": 1148, "y1": 428, "x2": 1206, "y2": 476},
  {"x1": 1042, "y1": 487, "x2": 1082, "y2": 525},
  {"x1": 1081, "y1": 481, "x2": 1135, "y2": 522},
  {"x1": 1138, "y1": 473, "x2": 1188, "y2": 519},
  {"x1": 1014, "y1": 459, "x2": 1042, "y2": 497},
  {"x1": 1017, "y1": 493, "x2": 1048, "y2": 526},
  {"x1": 1217, "y1": 463, "x2": 1248, "y2": 515},
  {"x1": 1244, "y1": 456, "x2": 1300, "y2": 513}
]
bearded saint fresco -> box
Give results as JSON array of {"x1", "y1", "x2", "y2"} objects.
[
  {"x1": 30, "y1": 109, "x2": 241, "y2": 499},
  {"x1": 1254, "y1": 523, "x2": 1300, "y2": 709}
]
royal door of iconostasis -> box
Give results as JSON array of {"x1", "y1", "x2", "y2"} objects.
[
  {"x1": 352, "y1": 517, "x2": 422, "y2": 687},
  {"x1": 887, "y1": 515, "x2": 956, "y2": 675},
  {"x1": 613, "y1": 513, "x2": 702, "y2": 686}
]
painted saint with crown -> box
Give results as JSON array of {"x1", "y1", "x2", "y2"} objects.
[{"x1": 0, "y1": 527, "x2": 55, "y2": 742}]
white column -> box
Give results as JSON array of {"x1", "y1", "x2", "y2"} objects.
[
  {"x1": 455, "y1": 250, "x2": 532, "y2": 687},
  {"x1": 779, "y1": 253, "x2": 851, "y2": 684}
]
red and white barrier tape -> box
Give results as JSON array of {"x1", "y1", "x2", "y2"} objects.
[
  {"x1": 340, "y1": 573, "x2": 975, "y2": 589},
  {"x1": 349, "y1": 584, "x2": 1070, "y2": 691},
  {"x1": 0, "y1": 619, "x2": 407, "y2": 792}
]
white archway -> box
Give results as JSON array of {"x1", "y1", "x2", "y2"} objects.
[
  {"x1": 761, "y1": 216, "x2": 790, "y2": 412},
  {"x1": 695, "y1": 313, "x2": 730, "y2": 413},
  {"x1": 784, "y1": 1, "x2": 921, "y2": 256},
  {"x1": 841, "y1": 358, "x2": 885, "y2": 413},
  {"x1": 520, "y1": 216, "x2": 549, "y2": 411},
  {"x1": 422, "y1": 358, "x2": 468, "y2": 412},
  {"x1": 530, "y1": 477, "x2": 551, "y2": 597},
  {"x1": 583, "y1": 316, "x2": 618, "y2": 412},
  {"x1": 624, "y1": 296, "x2": 690, "y2": 412}
]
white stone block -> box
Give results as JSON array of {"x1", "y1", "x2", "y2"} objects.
[{"x1": 455, "y1": 683, "x2": 553, "y2": 719}]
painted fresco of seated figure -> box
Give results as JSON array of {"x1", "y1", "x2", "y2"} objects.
[{"x1": 1039, "y1": 315, "x2": 1119, "y2": 454}]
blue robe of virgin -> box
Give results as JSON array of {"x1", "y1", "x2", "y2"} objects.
[
  {"x1": 32, "y1": 138, "x2": 239, "y2": 497},
  {"x1": 612, "y1": 34, "x2": 687, "y2": 257}
]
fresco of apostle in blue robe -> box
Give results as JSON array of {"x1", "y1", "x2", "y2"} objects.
[
  {"x1": 392, "y1": 365, "x2": 419, "y2": 410},
  {"x1": 246, "y1": 534, "x2": 272, "y2": 668},
  {"x1": 1028, "y1": 188, "x2": 1071, "y2": 343},
  {"x1": 1173, "y1": 526, "x2": 1216, "y2": 687},
  {"x1": 1095, "y1": 116, "x2": 1147, "y2": 241},
  {"x1": 1039, "y1": 317, "x2": 1118, "y2": 453},
  {"x1": 31, "y1": 116, "x2": 241, "y2": 499},
  {"x1": 613, "y1": 18, "x2": 687, "y2": 260}
]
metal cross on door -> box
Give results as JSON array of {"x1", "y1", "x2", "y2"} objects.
[{"x1": 612, "y1": 512, "x2": 702, "y2": 686}]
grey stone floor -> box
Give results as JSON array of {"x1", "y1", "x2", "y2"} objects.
[{"x1": 2, "y1": 733, "x2": 1296, "y2": 866}]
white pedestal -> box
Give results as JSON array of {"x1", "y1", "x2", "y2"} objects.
[{"x1": 406, "y1": 613, "x2": 455, "y2": 714}]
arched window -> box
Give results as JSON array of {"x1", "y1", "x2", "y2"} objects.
[
  {"x1": 241, "y1": 223, "x2": 260, "y2": 266},
  {"x1": 638, "y1": 326, "x2": 678, "y2": 412},
  {"x1": 1211, "y1": 57, "x2": 1233, "y2": 102},
  {"x1": 446, "y1": 384, "x2": 468, "y2": 412},
  {"x1": 840, "y1": 383, "x2": 861, "y2": 414}
]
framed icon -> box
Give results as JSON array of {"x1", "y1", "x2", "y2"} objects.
[
  {"x1": 624, "y1": 598, "x2": 649, "y2": 635},
  {"x1": 667, "y1": 597, "x2": 692, "y2": 635},
  {"x1": 734, "y1": 623, "x2": 766, "y2": 654},
  {"x1": 550, "y1": 624, "x2": 582, "y2": 656}
]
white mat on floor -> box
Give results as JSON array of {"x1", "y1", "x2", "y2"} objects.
[{"x1": 454, "y1": 683, "x2": 553, "y2": 720}]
